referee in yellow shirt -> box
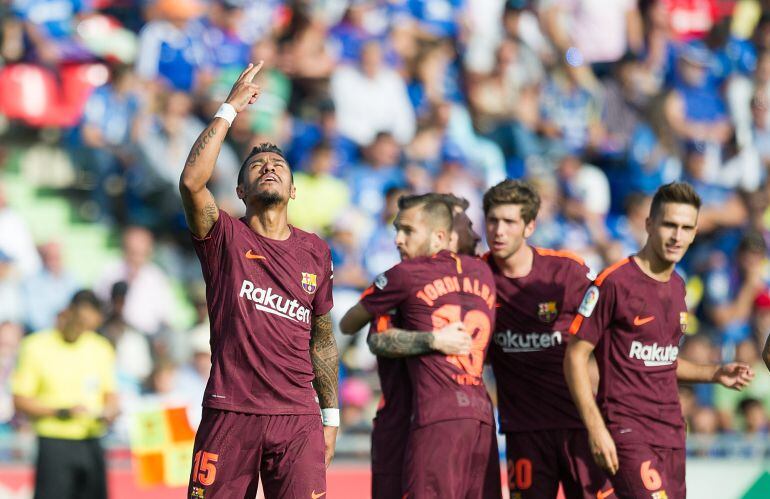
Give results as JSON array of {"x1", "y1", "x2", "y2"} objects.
[{"x1": 12, "y1": 290, "x2": 119, "y2": 499}]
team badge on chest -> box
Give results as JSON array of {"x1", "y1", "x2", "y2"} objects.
[
  {"x1": 538, "y1": 301, "x2": 558, "y2": 323},
  {"x1": 680, "y1": 311, "x2": 688, "y2": 333},
  {"x1": 301, "y1": 272, "x2": 318, "y2": 294}
]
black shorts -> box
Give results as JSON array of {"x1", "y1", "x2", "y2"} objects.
[{"x1": 35, "y1": 436, "x2": 107, "y2": 499}]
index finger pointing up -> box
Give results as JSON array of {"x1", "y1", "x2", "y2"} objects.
[{"x1": 248, "y1": 60, "x2": 265, "y2": 82}]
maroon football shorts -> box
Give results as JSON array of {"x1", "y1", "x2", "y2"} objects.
[
  {"x1": 403, "y1": 419, "x2": 501, "y2": 499},
  {"x1": 371, "y1": 422, "x2": 409, "y2": 499},
  {"x1": 504, "y1": 429, "x2": 614, "y2": 499},
  {"x1": 611, "y1": 442, "x2": 685, "y2": 499},
  {"x1": 187, "y1": 408, "x2": 326, "y2": 499}
]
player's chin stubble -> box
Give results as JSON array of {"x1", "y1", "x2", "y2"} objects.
[{"x1": 254, "y1": 190, "x2": 284, "y2": 207}]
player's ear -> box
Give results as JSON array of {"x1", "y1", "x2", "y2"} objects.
[
  {"x1": 448, "y1": 230, "x2": 459, "y2": 253},
  {"x1": 236, "y1": 184, "x2": 245, "y2": 200},
  {"x1": 289, "y1": 183, "x2": 296, "y2": 200},
  {"x1": 524, "y1": 219, "x2": 536, "y2": 239}
]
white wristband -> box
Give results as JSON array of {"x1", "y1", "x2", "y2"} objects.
[
  {"x1": 214, "y1": 103, "x2": 237, "y2": 127},
  {"x1": 321, "y1": 408, "x2": 340, "y2": 427}
]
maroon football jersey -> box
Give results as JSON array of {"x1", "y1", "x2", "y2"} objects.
[
  {"x1": 368, "y1": 314, "x2": 412, "y2": 474},
  {"x1": 360, "y1": 250, "x2": 496, "y2": 427},
  {"x1": 569, "y1": 257, "x2": 687, "y2": 448},
  {"x1": 191, "y1": 210, "x2": 333, "y2": 415},
  {"x1": 488, "y1": 247, "x2": 593, "y2": 432}
]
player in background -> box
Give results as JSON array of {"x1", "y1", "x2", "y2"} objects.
[
  {"x1": 344, "y1": 194, "x2": 481, "y2": 499},
  {"x1": 340, "y1": 194, "x2": 502, "y2": 499},
  {"x1": 179, "y1": 62, "x2": 338, "y2": 498},
  {"x1": 565, "y1": 182, "x2": 754, "y2": 499},
  {"x1": 483, "y1": 179, "x2": 613, "y2": 498}
]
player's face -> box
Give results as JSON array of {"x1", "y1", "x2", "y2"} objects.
[
  {"x1": 394, "y1": 206, "x2": 445, "y2": 260},
  {"x1": 237, "y1": 152, "x2": 296, "y2": 206},
  {"x1": 485, "y1": 204, "x2": 535, "y2": 260},
  {"x1": 646, "y1": 202, "x2": 699, "y2": 264},
  {"x1": 452, "y1": 211, "x2": 480, "y2": 256}
]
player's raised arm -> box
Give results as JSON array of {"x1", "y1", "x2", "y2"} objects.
[
  {"x1": 564, "y1": 338, "x2": 619, "y2": 476},
  {"x1": 309, "y1": 312, "x2": 339, "y2": 468},
  {"x1": 179, "y1": 62, "x2": 263, "y2": 238}
]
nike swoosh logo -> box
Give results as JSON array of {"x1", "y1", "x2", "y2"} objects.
[
  {"x1": 311, "y1": 492, "x2": 326, "y2": 499},
  {"x1": 245, "y1": 250, "x2": 266, "y2": 260},
  {"x1": 633, "y1": 315, "x2": 655, "y2": 326},
  {"x1": 597, "y1": 488, "x2": 615, "y2": 499}
]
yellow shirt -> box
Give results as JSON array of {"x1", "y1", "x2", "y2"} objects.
[{"x1": 12, "y1": 330, "x2": 116, "y2": 439}]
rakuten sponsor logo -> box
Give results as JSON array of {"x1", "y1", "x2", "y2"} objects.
[
  {"x1": 628, "y1": 340, "x2": 679, "y2": 366},
  {"x1": 239, "y1": 280, "x2": 311, "y2": 324},
  {"x1": 494, "y1": 330, "x2": 563, "y2": 352}
]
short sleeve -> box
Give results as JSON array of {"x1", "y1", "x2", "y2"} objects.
[
  {"x1": 565, "y1": 261, "x2": 595, "y2": 314},
  {"x1": 312, "y1": 244, "x2": 334, "y2": 316},
  {"x1": 191, "y1": 209, "x2": 234, "y2": 280},
  {"x1": 359, "y1": 264, "x2": 411, "y2": 318},
  {"x1": 11, "y1": 339, "x2": 40, "y2": 398},
  {"x1": 568, "y1": 280, "x2": 615, "y2": 345}
]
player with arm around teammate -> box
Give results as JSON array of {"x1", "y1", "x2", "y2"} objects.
[
  {"x1": 340, "y1": 193, "x2": 481, "y2": 499},
  {"x1": 180, "y1": 62, "x2": 339, "y2": 499},
  {"x1": 565, "y1": 182, "x2": 754, "y2": 499},
  {"x1": 340, "y1": 194, "x2": 502, "y2": 499}
]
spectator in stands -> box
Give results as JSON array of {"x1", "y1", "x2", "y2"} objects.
[
  {"x1": 0, "y1": 322, "x2": 22, "y2": 435},
  {"x1": 331, "y1": 39, "x2": 416, "y2": 145},
  {"x1": 198, "y1": 0, "x2": 249, "y2": 71},
  {"x1": 665, "y1": 42, "x2": 732, "y2": 146},
  {"x1": 339, "y1": 377, "x2": 373, "y2": 434},
  {"x1": 701, "y1": 231, "x2": 767, "y2": 344},
  {"x1": 0, "y1": 250, "x2": 22, "y2": 325},
  {"x1": 346, "y1": 131, "x2": 405, "y2": 218},
  {"x1": 12, "y1": 290, "x2": 118, "y2": 499},
  {"x1": 95, "y1": 226, "x2": 173, "y2": 336},
  {"x1": 136, "y1": 90, "x2": 240, "y2": 223},
  {"x1": 0, "y1": 181, "x2": 41, "y2": 277},
  {"x1": 135, "y1": 0, "x2": 207, "y2": 92},
  {"x1": 11, "y1": 0, "x2": 92, "y2": 64},
  {"x1": 99, "y1": 281, "x2": 152, "y2": 390},
  {"x1": 739, "y1": 398, "x2": 768, "y2": 434},
  {"x1": 290, "y1": 141, "x2": 351, "y2": 234},
  {"x1": 77, "y1": 62, "x2": 143, "y2": 222},
  {"x1": 175, "y1": 326, "x2": 211, "y2": 428},
  {"x1": 539, "y1": 63, "x2": 604, "y2": 154},
  {"x1": 21, "y1": 241, "x2": 79, "y2": 333}
]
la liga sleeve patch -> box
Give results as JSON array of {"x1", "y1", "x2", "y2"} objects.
[{"x1": 578, "y1": 285, "x2": 600, "y2": 317}]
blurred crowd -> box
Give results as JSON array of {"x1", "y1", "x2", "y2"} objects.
[{"x1": 2, "y1": 0, "x2": 770, "y2": 456}]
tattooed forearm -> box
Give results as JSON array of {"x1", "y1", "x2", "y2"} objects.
[
  {"x1": 186, "y1": 126, "x2": 217, "y2": 167},
  {"x1": 367, "y1": 329, "x2": 434, "y2": 358},
  {"x1": 310, "y1": 313, "x2": 339, "y2": 409}
]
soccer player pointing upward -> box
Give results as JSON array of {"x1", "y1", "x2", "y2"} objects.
[
  {"x1": 180, "y1": 62, "x2": 339, "y2": 498},
  {"x1": 565, "y1": 182, "x2": 754, "y2": 498}
]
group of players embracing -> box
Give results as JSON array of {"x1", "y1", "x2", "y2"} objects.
[{"x1": 181, "y1": 63, "x2": 754, "y2": 499}]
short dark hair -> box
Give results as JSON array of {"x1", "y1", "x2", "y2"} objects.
[
  {"x1": 739, "y1": 230, "x2": 767, "y2": 254},
  {"x1": 649, "y1": 182, "x2": 701, "y2": 219},
  {"x1": 482, "y1": 179, "x2": 541, "y2": 223},
  {"x1": 69, "y1": 289, "x2": 102, "y2": 310},
  {"x1": 397, "y1": 193, "x2": 453, "y2": 232},
  {"x1": 434, "y1": 193, "x2": 469, "y2": 212},
  {"x1": 237, "y1": 143, "x2": 292, "y2": 186}
]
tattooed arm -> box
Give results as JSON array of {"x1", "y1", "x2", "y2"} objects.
[
  {"x1": 311, "y1": 312, "x2": 339, "y2": 468},
  {"x1": 310, "y1": 313, "x2": 339, "y2": 409},
  {"x1": 367, "y1": 323, "x2": 472, "y2": 358},
  {"x1": 179, "y1": 62, "x2": 263, "y2": 238}
]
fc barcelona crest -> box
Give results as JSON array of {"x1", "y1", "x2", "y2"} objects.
[
  {"x1": 680, "y1": 311, "x2": 689, "y2": 333},
  {"x1": 302, "y1": 272, "x2": 318, "y2": 294},
  {"x1": 538, "y1": 301, "x2": 558, "y2": 323}
]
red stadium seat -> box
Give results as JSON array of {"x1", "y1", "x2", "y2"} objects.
[{"x1": 0, "y1": 63, "x2": 107, "y2": 127}]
